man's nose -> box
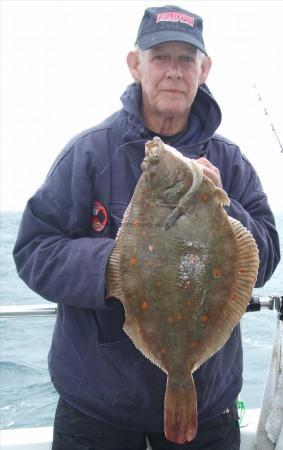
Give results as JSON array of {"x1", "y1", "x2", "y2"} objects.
[{"x1": 166, "y1": 59, "x2": 183, "y2": 79}]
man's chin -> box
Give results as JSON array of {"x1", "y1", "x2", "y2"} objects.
[{"x1": 156, "y1": 104, "x2": 189, "y2": 119}]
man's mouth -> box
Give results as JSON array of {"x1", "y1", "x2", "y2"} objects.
[{"x1": 161, "y1": 89, "x2": 185, "y2": 95}]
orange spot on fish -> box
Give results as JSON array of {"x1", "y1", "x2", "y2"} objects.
[
  {"x1": 129, "y1": 256, "x2": 138, "y2": 266},
  {"x1": 190, "y1": 341, "x2": 199, "y2": 349},
  {"x1": 239, "y1": 268, "x2": 246, "y2": 275},
  {"x1": 201, "y1": 194, "x2": 208, "y2": 202},
  {"x1": 186, "y1": 300, "x2": 192, "y2": 306},
  {"x1": 160, "y1": 347, "x2": 166, "y2": 354},
  {"x1": 140, "y1": 301, "x2": 149, "y2": 310},
  {"x1": 155, "y1": 281, "x2": 161, "y2": 288},
  {"x1": 212, "y1": 267, "x2": 221, "y2": 278},
  {"x1": 201, "y1": 314, "x2": 209, "y2": 322},
  {"x1": 167, "y1": 315, "x2": 182, "y2": 323},
  {"x1": 132, "y1": 220, "x2": 140, "y2": 227},
  {"x1": 139, "y1": 230, "x2": 146, "y2": 236},
  {"x1": 148, "y1": 244, "x2": 155, "y2": 252},
  {"x1": 230, "y1": 294, "x2": 237, "y2": 302}
]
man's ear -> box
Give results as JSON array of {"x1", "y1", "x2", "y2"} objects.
[
  {"x1": 127, "y1": 51, "x2": 141, "y2": 82},
  {"x1": 199, "y1": 56, "x2": 212, "y2": 85}
]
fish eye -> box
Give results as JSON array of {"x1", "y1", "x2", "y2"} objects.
[{"x1": 150, "y1": 153, "x2": 159, "y2": 162}]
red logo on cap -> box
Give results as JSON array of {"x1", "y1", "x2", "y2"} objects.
[
  {"x1": 92, "y1": 201, "x2": 108, "y2": 232},
  {"x1": 156, "y1": 12, "x2": 195, "y2": 27}
]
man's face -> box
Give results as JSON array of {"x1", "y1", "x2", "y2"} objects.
[{"x1": 128, "y1": 42, "x2": 211, "y2": 124}]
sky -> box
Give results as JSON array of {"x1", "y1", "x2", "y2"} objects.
[{"x1": 1, "y1": 0, "x2": 283, "y2": 213}]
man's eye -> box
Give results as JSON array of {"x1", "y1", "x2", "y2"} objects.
[
  {"x1": 154, "y1": 55, "x2": 168, "y2": 61},
  {"x1": 179, "y1": 56, "x2": 194, "y2": 63}
]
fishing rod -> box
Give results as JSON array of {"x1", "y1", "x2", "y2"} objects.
[{"x1": 252, "y1": 84, "x2": 283, "y2": 154}]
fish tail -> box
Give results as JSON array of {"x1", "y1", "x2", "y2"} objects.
[{"x1": 164, "y1": 374, "x2": 198, "y2": 444}]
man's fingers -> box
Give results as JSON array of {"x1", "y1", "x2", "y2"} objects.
[{"x1": 196, "y1": 158, "x2": 223, "y2": 188}]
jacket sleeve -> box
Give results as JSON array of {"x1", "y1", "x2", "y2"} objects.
[
  {"x1": 13, "y1": 140, "x2": 115, "y2": 309},
  {"x1": 221, "y1": 147, "x2": 280, "y2": 287}
]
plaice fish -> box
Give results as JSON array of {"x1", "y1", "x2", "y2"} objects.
[{"x1": 107, "y1": 136, "x2": 259, "y2": 444}]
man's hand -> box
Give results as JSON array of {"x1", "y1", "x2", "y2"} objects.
[{"x1": 196, "y1": 157, "x2": 223, "y2": 188}]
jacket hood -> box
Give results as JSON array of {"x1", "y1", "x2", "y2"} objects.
[{"x1": 120, "y1": 82, "x2": 222, "y2": 146}]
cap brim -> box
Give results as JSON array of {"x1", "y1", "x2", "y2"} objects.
[{"x1": 137, "y1": 30, "x2": 208, "y2": 56}]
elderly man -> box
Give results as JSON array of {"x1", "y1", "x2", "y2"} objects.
[{"x1": 13, "y1": 5, "x2": 280, "y2": 450}]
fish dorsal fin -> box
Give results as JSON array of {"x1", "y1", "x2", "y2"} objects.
[
  {"x1": 195, "y1": 216, "x2": 259, "y2": 370},
  {"x1": 222, "y1": 217, "x2": 259, "y2": 324},
  {"x1": 230, "y1": 217, "x2": 259, "y2": 278},
  {"x1": 106, "y1": 202, "x2": 133, "y2": 301}
]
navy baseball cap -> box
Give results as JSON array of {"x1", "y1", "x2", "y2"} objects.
[{"x1": 135, "y1": 5, "x2": 207, "y2": 55}]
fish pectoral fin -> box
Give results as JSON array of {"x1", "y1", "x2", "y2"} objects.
[
  {"x1": 163, "y1": 190, "x2": 194, "y2": 230},
  {"x1": 163, "y1": 206, "x2": 183, "y2": 230},
  {"x1": 163, "y1": 198, "x2": 191, "y2": 229},
  {"x1": 164, "y1": 374, "x2": 198, "y2": 444},
  {"x1": 163, "y1": 164, "x2": 203, "y2": 230}
]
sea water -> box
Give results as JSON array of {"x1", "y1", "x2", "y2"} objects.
[{"x1": 0, "y1": 211, "x2": 282, "y2": 430}]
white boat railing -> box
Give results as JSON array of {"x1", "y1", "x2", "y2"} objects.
[
  {"x1": 0, "y1": 295, "x2": 282, "y2": 318},
  {"x1": 0, "y1": 303, "x2": 57, "y2": 317}
]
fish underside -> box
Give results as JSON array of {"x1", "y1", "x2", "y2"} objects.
[{"x1": 107, "y1": 137, "x2": 259, "y2": 444}]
